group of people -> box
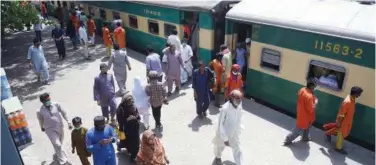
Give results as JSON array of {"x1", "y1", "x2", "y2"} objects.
[{"x1": 283, "y1": 78, "x2": 363, "y2": 155}]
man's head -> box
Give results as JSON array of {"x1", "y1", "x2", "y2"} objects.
[
  {"x1": 231, "y1": 64, "x2": 241, "y2": 76},
  {"x1": 245, "y1": 38, "x2": 251, "y2": 45},
  {"x1": 72, "y1": 117, "x2": 82, "y2": 129},
  {"x1": 57, "y1": 3, "x2": 61, "y2": 7},
  {"x1": 72, "y1": 11, "x2": 77, "y2": 16},
  {"x1": 113, "y1": 44, "x2": 120, "y2": 51},
  {"x1": 215, "y1": 52, "x2": 223, "y2": 61},
  {"x1": 229, "y1": 89, "x2": 243, "y2": 108},
  {"x1": 33, "y1": 38, "x2": 40, "y2": 47},
  {"x1": 182, "y1": 38, "x2": 188, "y2": 47},
  {"x1": 81, "y1": 12, "x2": 85, "y2": 16},
  {"x1": 116, "y1": 22, "x2": 121, "y2": 27},
  {"x1": 171, "y1": 29, "x2": 178, "y2": 35},
  {"x1": 99, "y1": 63, "x2": 108, "y2": 74},
  {"x1": 103, "y1": 22, "x2": 108, "y2": 27},
  {"x1": 39, "y1": 93, "x2": 52, "y2": 107},
  {"x1": 169, "y1": 44, "x2": 176, "y2": 52},
  {"x1": 350, "y1": 86, "x2": 363, "y2": 98},
  {"x1": 79, "y1": 6, "x2": 84, "y2": 11},
  {"x1": 54, "y1": 23, "x2": 60, "y2": 28},
  {"x1": 199, "y1": 61, "x2": 205, "y2": 73},
  {"x1": 88, "y1": 15, "x2": 92, "y2": 19},
  {"x1": 79, "y1": 21, "x2": 85, "y2": 27},
  {"x1": 148, "y1": 70, "x2": 159, "y2": 80},
  {"x1": 93, "y1": 116, "x2": 106, "y2": 132},
  {"x1": 306, "y1": 78, "x2": 317, "y2": 90},
  {"x1": 146, "y1": 46, "x2": 154, "y2": 54},
  {"x1": 220, "y1": 44, "x2": 228, "y2": 51}
]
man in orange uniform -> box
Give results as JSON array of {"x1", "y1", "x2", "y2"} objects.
[
  {"x1": 70, "y1": 11, "x2": 79, "y2": 31},
  {"x1": 224, "y1": 64, "x2": 243, "y2": 101},
  {"x1": 102, "y1": 22, "x2": 113, "y2": 57},
  {"x1": 41, "y1": 2, "x2": 48, "y2": 20},
  {"x1": 87, "y1": 15, "x2": 96, "y2": 46},
  {"x1": 323, "y1": 86, "x2": 363, "y2": 154},
  {"x1": 284, "y1": 79, "x2": 318, "y2": 145},
  {"x1": 210, "y1": 53, "x2": 225, "y2": 107},
  {"x1": 114, "y1": 22, "x2": 126, "y2": 51}
]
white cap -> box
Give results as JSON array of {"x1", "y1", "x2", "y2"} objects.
[{"x1": 245, "y1": 38, "x2": 251, "y2": 43}]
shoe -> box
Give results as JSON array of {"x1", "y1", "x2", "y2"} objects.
[
  {"x1": 203, "y1": 112, "x2": 207, "y2": 117},
  {"x1": 167, "y1": 92, "x2": 172, "y2": 97},
  {"x1": 175, "y1": 87, "x2": 180, "y2": 93},
  {"x1": 335, "y1": 148, "x2": 348, "y2": 155},
  {"x1": 301, "y1": 137, "x2": 312, "y2": 142},
  {"x1": 283, "y1": 141, "x2": 293, "y2": 146},
  {"x1": 214, "y1": 158, "x2": 223, "y2": 165},
  {"x1": 43, "y1": 81, "x2": 50, "y2": 85},
  {"x1": 214, "y1": 104, "x2": 221, "y2": 108}
]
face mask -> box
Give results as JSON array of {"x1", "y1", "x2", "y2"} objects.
[
  {"x1": 182, "y1": 43, "x2": 187, "y2": 47},
  {"x1": 74, "y1": 126, "x2": 81, "y2": 130},
  {"x1": 44, "y1": 101, "x2": 52, "y2": 106},
  {"x1": 95, "y1": 124, "x2": 105, "y2": 132},
  {"x1": 232, "y1": 71, "x2": 238, "y2": 75}
]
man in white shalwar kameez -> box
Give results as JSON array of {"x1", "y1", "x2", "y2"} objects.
[
  {"x1": 108, "y1": 44, "x2": 132, "y2": 94},
  {"x1": 132, "y1": 77, "x2": 151, "y2": 129},
  {"x1": 36, "y1": 93, "x2": 73, "y2": 165},
  {"x1": 181, "y1": 38, "x2": 194, "y2": 78},
  {"x1": 213, "y1": 89, "x2": 244, "y2": 165}
]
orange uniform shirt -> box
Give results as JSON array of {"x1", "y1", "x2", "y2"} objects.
[
  {"x1": 224, "y1": 74, "x2": 243, "y2": 98},
  {"x1": 296, "y1": 87, "x2": 316, "y2": 129},
  {"x1": 114, "y1": 27, "x2": 126, "y2": 48},
  {"x1": 210, "y1": 59, "x2": 225, "y2": 87},
  {"x1": 336, "y1": 95, "x2": 356, "y2": 138},
  {"x1": 87, "y1": 19, "x2": 96, "y2": 36},
  {"x1": 41, "y1": 4, "x2": 47, "y2": 14},
  {"x1": 102, "y1": 27, "x2": 112, "y2": 46},
  {"x1": 70, "y1": 15, "x2": 79, "y2": 31}
]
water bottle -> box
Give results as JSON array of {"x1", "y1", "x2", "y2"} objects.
[{"x1": 23, "y1": 127, "x2": 32, "y2": 143}]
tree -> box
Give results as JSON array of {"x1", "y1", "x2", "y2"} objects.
[{"x1": 1, "y1": 1, "x2": 39, "y2": 32}]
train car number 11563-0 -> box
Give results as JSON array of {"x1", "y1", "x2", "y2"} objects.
[{"x1": 314, "y1": 40, "x2": 363, "y2": 59}]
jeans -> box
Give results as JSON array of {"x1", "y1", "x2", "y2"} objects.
[
  {"x1": 35, "y1": 30, "x2": 42, "y2": 42},
  {"x1": 285, "y1": 125, "x2": 311, "y2": 142}
]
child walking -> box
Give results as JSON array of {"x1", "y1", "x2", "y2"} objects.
[
  {"x1": 132, "y1": 77, "x2": 151, "y2": 130},
  {"x1": 71, "y1": 117, "x2": 91, "y2": 165}
]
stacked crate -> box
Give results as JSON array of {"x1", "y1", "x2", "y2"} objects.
[{"x1": 7, "y1": 110, "x2": 32, "y2": 148}]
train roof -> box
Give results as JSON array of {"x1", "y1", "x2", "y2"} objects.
[
  {"x1": 226, "y1": 0, "x2": 375, "y2": 43},
  {"x1": 132, "y1": 0, "x2": 224, "y2": 11}
]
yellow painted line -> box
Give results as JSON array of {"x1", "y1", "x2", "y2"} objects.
[
  {"x1": 199, "y1": 28, "x2": 214, "y2": 50},
  {"x1": 249, "y1": 41, "x2": 375, "y2": 108}
]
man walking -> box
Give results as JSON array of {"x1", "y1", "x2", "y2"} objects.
[
  {"x1": 162, "y1": 44, "x2": 186, "y2": 96},
  {"x1": 114, "y1": 22, "x2": 126, "y2": 50},
  {"x1": 323, "y1": 86, "x2": 363, "y2": 154},
  {"x1": 213, "y1": 89, "x2": 244, "y2": 165},
  {"x1": 27, "y1": 38, "x2": 50, "y2": 85},
  {"x1": 108, "y1": 44, "x2": 132, "y2": 94},
  {"x1": 102, "y1": 22, "x2": 113, "y2": 57},
  {"x1": 145, "y1": 46, "x2": 163, "y2": 82},
  {"x1": 87, "y1": 15, "x2": 96, "y2": 46},
  {"x1": 192, "y1": 61, "x2": 214, "y2": 118},
  {"x1": 221, "y1": 44, "x2": 232, "y2": 80},
  {"x1": 181, "y1": 38, "x2": 194, "y2": 77},
  {"x1": 145, "y1": 71, "x2": 168, "y2": 129},
  {"x1": 51, "y1": 24, "x2": 66, "y2": 60},
  {"x1": 34, "y1": 20, "x2": 43, "y2": 42},
  {"x1": 86, "y1": 116, "x2": 117, "y2": 165},
  {"x1": 167, "y1": 29, "x2": 181, "y2": 51},
  {"x1": 94, "y1": 63, "x2": 117, "y2": 123},
  {"x1": 36, "y1": 93, "x2": 72, "y2": 165},
  {"x1": 79, "y1": 21, "x2": 90, "y2": 60},
  {"x1": 210, "y1": 53, "x2": 225, "y2": 107},
  {"x1": 284, "y1": 79, "x2": 318, "y2": 145}
]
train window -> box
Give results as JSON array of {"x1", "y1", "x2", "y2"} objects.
[
  {"x1": 113, "y1": 11, "x2": 120, "y2": 20},
  {"x1": 164, "y1": 23, "x2": 176, "y2": 37},
  {"x1": 148, "y1": 20, "x2": 159, "y2": 35},
  {"x1": 88, "y1": 6, "x2": 95, "y2": 16},
  {"x1": 129, "y1": 15, "x2": 138, "y2": 28},
  {"x1": 99, "y1": 9, "x2": 106, "y2": 20},
  {"x1": 307, "y1": 60, "x2": 346, "y2": 91},
  {"x1": 260, "y1": 48, "x2": 281, "y2": 71}
]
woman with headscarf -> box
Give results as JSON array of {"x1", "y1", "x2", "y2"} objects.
[
  {"x1": 137, "y1": 130, "x2": 170, "y2": 165},
  {"x1": 132, "y1": 77, "x2": 151, "y2": 130},
  {"x1": 116, "y1": 92, "x2": 141, "y2": 163}
]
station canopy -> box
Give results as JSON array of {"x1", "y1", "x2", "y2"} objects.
[{"x1": 226, "y1": 0, "x2": 375, "y2": 43}]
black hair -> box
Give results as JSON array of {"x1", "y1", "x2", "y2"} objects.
[
  {"x1": 62, "y1": 1, "x2": 67, "y2": 6},
  {"x1": 116, "y1": 22, "x2": 121, "y2": 27},
  {"x1": 39, "y1": 93, "x2": 50, "y2": 102},
  {"x1": 146, "y1": 46, "x2": 154, "y2": 54},
  {"x1": 350, "y1": 86, "x2": 363, "y2": 95},
  {"x1": 220, "y1": 44, "x2": 227, "y2": 51},
  {"x1": 165, "y1": 43, "x2": 171, "y2": 47},
  {"x1": 72, "y1": 117, "x2": 82, "y2": 125},
  {"x1": 33, "y1": 38, "x2": 39, "y2": 44},
  {"x1": 88, "y1": 15, "x2": 92, "y2": 19},
  {"x1": 171, "y1": 29, "x2": 178, "y2": 35},
  {"x1": 113, "y1": 44, "x2": 120, "y2": 50},
  {"x1": 103, "y1": 22, "x2": 108, "y2": 26},
  {"x1": 81, "y1": 12, "x2": 85, "y2": 16},
  {"x1": 306, "y1": 78, "x2": 316, "y2": 89},
  {"x1": 72, "y1": 11, "x2": 76, "y2": 16},
  {"x1": 94, "y1": 116, "x2": 105, "y2": 124}
]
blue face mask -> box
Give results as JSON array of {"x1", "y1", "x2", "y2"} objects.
[{"x1": 44, "y1": 101, "x2": 52, "y2": 106}]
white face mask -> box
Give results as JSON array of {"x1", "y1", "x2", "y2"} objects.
[
  {"x1": 182, "y1": 43, "x2": 187, "y2": 47},
  {"x1": 232, "y1": 71, "x2": 238, "y2": 75}
]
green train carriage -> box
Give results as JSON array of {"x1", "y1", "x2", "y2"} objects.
[
  {"x1": 226, "y1": 0, "x2": 375, "y2": 148},
  {"x1": 77, "y1": 0, "x2": 239, "y2": 64}
]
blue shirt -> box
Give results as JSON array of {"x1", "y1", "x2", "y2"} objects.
[
  {"x1": 52, "y1": 28, "x2": 64, "y2": 39},
  {"x1": 236, "y1": 48, "x2": 246, "y2": 67},
  {"x1": 146, "y1": 53, "x2": 163, "y2": 74},
  {"x1": 86, "y1": 125, "x2": 117, "y2": 165}
]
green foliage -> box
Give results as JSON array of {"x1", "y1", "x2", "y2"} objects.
[{"x1": 1, "y1": 1, "x2": 39, "y2": 31}]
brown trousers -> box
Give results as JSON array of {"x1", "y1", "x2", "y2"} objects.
[{"x1": 78, "y1": 154, "x2": 90, "y2": 165}]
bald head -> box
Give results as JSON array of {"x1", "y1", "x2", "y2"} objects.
[{"x1": 230, "y1": 89, "x2": 243, "y2": 99}]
